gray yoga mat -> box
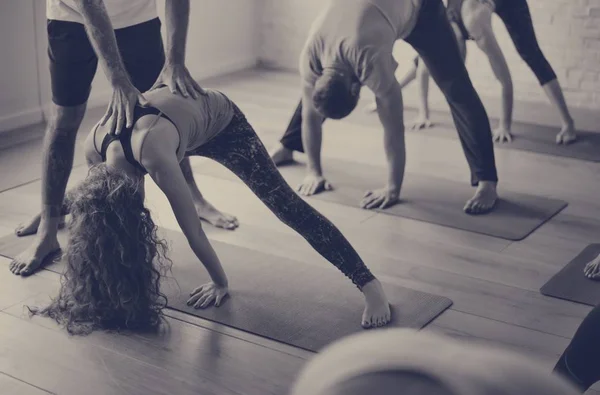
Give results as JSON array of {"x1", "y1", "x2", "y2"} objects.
[
  {"x1": 540, "y1": 244, "x2": 600, "y2": 306},
  {"x1": 199, "y1": 158, "x2": 568, "y2": 241},
  {"x1": 397, "y1": 109, "x2": 600, "y2": 162},
  {"x1": 0, "y1": 229, "x2": 452, "y2": 352}
]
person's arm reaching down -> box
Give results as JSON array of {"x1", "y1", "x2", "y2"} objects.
[
  {"x1": 142, "y1": 129, "x2": 229, "y2": 308},
  {"x1": 74, "y1": 0, "x2": 147, "y2": 135},
  {"x1": 297, "y1": 83, "x2": 329, "y2": 196},
  {"x1": 361, "y1": 81, "x2": 406, "y2": 210},
  {"x1": 149, "y1": 0, "x2": 205, "y2": 98}
]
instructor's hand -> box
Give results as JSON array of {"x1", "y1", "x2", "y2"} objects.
[
  {"x1": 150, "y1": 63, "x2": 206, "y2": 99},
  {"x1": 360, "y1": 187, "x2": 399, "y2": 210},
  {"x1": 187, "y1": 282, "x2": 229, "y2": 309},
  {"x1": 101, "y1": 80, "x2": 148, "y2": 136},
  {"x1": 298, "y1": 174, "x2": 333, "y2": 196}
]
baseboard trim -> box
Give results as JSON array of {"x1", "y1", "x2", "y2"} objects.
[{"x1": 0, "y1": 108, "x2": 44, "y2": 135}]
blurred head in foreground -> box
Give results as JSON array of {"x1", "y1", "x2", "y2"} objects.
[{"x1": 290, "y1": 329, "x2": 580, "y2": 395}]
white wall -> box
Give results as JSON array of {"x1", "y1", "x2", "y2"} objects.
[
  {"x1": 259, "y1": 0, "x2": 600, "y2": 129},
  {"x1": 0, "y1": 0, "x2": 261, "y2": 133},
  {"x1": 0, "y1": 1, "x2": 44, "y2": 132}
]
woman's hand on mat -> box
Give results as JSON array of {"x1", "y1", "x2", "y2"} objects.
[
  {"x1": 150, "y1": 63, "x2": 207, "y2": 99},
  {"x1": 360, "y1": 187, "x2": 399, "y2": 210},
  {"x1": 187, "y1": 282, "x2": 229, "y2": 309},
  {"x1": 410, "y1": 116, "x2": 433, "y2": 130},
  {"x1": 102, "y1": 80, "x2": 148, "y2": 136},
  {"x1": 492, "y1": 126, "x2": 513, "y2": 143},
  {"x1": 584, "y1": 259, "x2": 600, "y2": 280},
  {"x1": 297, "y1": 174, "x2": 333, "y2": 196}
]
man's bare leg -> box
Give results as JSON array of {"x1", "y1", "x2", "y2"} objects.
[
  {"x1": 179, "y1": 157, "x2": 239, "y2": 230},
  {"x1": 10, "y1": 104, "x2": 86, "y2": 276}
]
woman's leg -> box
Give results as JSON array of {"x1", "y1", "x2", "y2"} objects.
[
  {"x1": 191, "y1": 107, "x2": 391, "y2": 327},
  {"x1": 554, "y1": 303, "x2": 600, "y2": 392},
  {"x1": 494, "y1": 0, "x2": 576, "y2": 143}
]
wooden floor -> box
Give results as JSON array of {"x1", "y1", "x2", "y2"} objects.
[{"x1": 1, "y1": 68, "x2": 599, "y2": 395}]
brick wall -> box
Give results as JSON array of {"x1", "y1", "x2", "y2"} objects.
[{"x1": 258, "y1": 0, "x2": 600, "y2": 123}]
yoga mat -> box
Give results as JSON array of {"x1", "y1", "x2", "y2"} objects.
[
  {"x1": 540, "y1": 244, "x2": 600, "y2": 306},
  {"x1": 0, "y1": 230, "x2": 453, "y2": 352},
  {"x1": 400, "y1": 110, "x2": 600, "y2": 162},
  {"x1": 199, "y1": 158, "x2": 568, "y2": 241}
]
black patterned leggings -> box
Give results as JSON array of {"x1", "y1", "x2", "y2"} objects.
[{"x1": 188, "y1": 105, "x2": 376, "y2": 289}]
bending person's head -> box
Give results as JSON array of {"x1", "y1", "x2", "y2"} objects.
[
  {"x1": 290, "y1": 329, "x2": 580, "y2": 395},
  {"x1": 32, "y1": 164, "x2": 171, "y2": 335},
  {"x1": 312, "y1": 70, "x2": 361, "y2": 120}
]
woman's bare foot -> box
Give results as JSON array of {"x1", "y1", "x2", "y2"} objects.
[
  {"x1": 464, "y1": 181, "x2": 498, "y2": 215},
  {"x1": 195, "y1": 200, "x2": 239, "y2": 230},
  {"x1": 556, "y1": 123, "x2": 577, "y2": 145},
  {"x1": 9, "y1": 234, "x2": 61, "y2": 276},
  {"x1": 584, "y1": 254, "x2": 600, "y2": 280},
  {"x1": 15, "y1": 214, "x2": 66, "y2": 237},
  {"x1": 361, "y1": 279, "x2": 392, "y2": 329},
  {"x1": 269, "y1": 144, "x2": 294, "y2": 166}
]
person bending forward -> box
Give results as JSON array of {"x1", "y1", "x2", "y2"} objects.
[
  {"x1": 10, "y1": 0, "x2": 237, "y2": 278},
  {"x1": 269, "y1": 0, "x2": 499, "y2": 214},
  {"x1": 30, "y1": 86, "x2": 392, "y2": 334},
  {"x1": 388, "y1": 0, "x2": 577, "y2": 145}
]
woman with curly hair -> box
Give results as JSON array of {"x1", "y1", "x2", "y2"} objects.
[{"x1": 30, "y1": 84, "x2": 391, "y2": 334}]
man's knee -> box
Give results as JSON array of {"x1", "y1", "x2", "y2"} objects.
[{"x1": 49, "y1": 103, "x2": 87, "y2": 134}]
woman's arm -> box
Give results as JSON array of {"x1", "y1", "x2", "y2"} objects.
[{"x1": 142, "y1": 142, "x2": 228, "y2": 287}]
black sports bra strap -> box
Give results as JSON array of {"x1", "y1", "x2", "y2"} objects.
[{"x1": 98, "y1": 105, "x2": 174, "y2": 173}]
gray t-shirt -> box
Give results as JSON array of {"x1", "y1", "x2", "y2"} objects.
[{"x1": 299, "y1": 0, "x2": 422, "y2": 97}]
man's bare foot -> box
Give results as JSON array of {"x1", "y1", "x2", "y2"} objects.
[
  {"x1": 556, "y1": 123, "x2": 577, "y2": 145},
  {"x1": 9, "y1": 235, "x2": 61, "y2": 276},
  {"x1": 361, "y1": 279, "x2": 392, "y2": 329},
  {"x1": 15, "y1": 214, "x2": 66, "y2": 237},
  {"x1": 584, "y1": 254, "x2": 600, "y2": 280},
  {"x1": 195, "y1": 200, "x2": 239, "y2": 230},
  {"x1": 464, "y1": 181, "x2": 498, "y2": 215},
  {"x1": 365, "y1": 101, "x2": 377, "y2": 112},
  {"x1": 269, "y1": 144, "x2": 294, "y2": 166}
]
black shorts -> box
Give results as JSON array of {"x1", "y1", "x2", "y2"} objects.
[{"x1": 47, "y1": 17, "x2": 165, "y2": 107}]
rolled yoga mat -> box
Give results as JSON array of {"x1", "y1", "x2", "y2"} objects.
[
  {"x1": 198, "y1": 158, "x2": 568, "y2": 242},
  {"x1": 0, "y1": 229, "x2": 453, "y2": 352},
  {"x1": 540, "y1": 244, "x2": 600, "y2": 306}
]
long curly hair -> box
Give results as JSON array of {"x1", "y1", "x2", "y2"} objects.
[{"x1": 30, "y1": 164, "x2": 172, "y2": 335}]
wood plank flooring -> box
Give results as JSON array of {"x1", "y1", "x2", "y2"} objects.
[{"x1": 0, "y1": 68, "x2": 599, "y2": 394}]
